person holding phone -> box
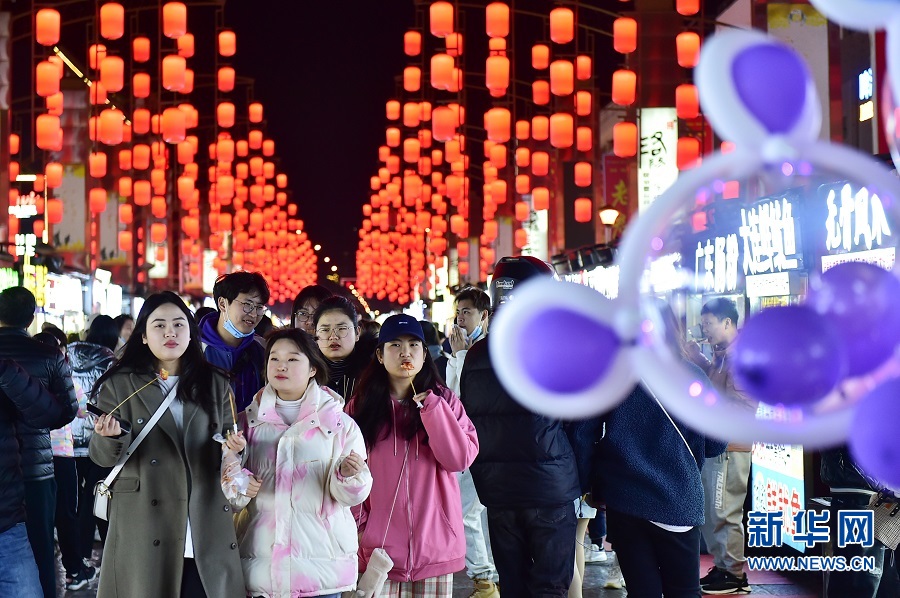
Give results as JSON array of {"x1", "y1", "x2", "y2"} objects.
[
  {"x1": 89, "y1": 292, "x2": 245, "y2": 598},
  {"x1": 222, "y1": 327, "x2": 371, "y2": 598}
]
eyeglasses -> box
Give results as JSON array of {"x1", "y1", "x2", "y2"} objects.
[
  {"x1": 294, "y1": 310, "x2": 314, "y2": 322},
  {"x1": 316, "y1": 325, "x2": 353, "y2": 340},
  {"x1": 235, "y1": 299, "x2": 266, "y2": 316}
]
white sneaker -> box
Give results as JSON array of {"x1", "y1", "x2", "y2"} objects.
[{"x1": 584, "y1": 543, "x2": 608, "y2": 564}]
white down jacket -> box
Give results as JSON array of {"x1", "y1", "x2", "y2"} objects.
[{"x1": 227, "y1": 382, "x2": 372, "y2": 598}]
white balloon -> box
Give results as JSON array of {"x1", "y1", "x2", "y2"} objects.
[
  {"x1": 808, "y1": 0, "x2": 900, "y2": 31},
  {"x1": 489, "y1": 278, "x2": 637, "y2": 420}
]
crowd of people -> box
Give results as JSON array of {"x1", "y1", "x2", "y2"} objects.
[{"x1": 0, "y1": 258, "x2": 897, "y2": 598}]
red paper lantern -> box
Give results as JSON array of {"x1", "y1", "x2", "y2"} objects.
[
  {"x1": 613, "y1": 122, "x2": 638, "y2": 158},
  {"x1": 404, "y1": 66, "x2": 421, "y2": 92},
  {"x1": 612, "y1": 69, "x2": 636, "y2": 106},
  {"x1": 45, "y1": 162, "x2": 63, "y2": 189},
  {"x1": 485, "y1": 55, "x2": 509, "y2": 94},
  {"x1": 89, "y1": 44, "x2": 107, "y2": 70},
  {"x1": 515, "y1": 120, "x2": 530, "y2": 140},
  {"x1": 549, "y1": 113, "x2": 573, "y2": 148},
  {"x1": 46, "y1": 92, "x2": 63, "y2": 116},
  {"x1": 404, "y1": 31, "x2": 421, "y2": 56},
  {"x1": 89, "y1": 152, "x2": 107, "y2": 178},
  {"x1": 8, "y1": 134, "x2": 19, "y2": 155},
  {"x1": 47, "y1": 199, "x2": 63, "y2": 224},
  {"x1": 484, "y1": 108, "x2": 511, "y2": 143},
  {"x1": 677, "y1": 0, "x2": 700, "y2": 16},
  {"x1": 162, "y1": 2, "x2": 187, "y2": 39},
  {"x1": 36, "y1": 114, "x2": 60, "y2": 150},
  {"x1": 403, "y1": 102, "x2": 420, "y2": 128},
  {"x1": 676, "y1": 32, "x2": 701, "y2": 68},
  {"x1": 614, "y1": 18, "x2": 637, "y2": 54},
  {"x1": 549, "y1": 60, "x2": 574, "y2": 96},
  {"x1": 217, "y1": 102, "x2": 235, "y2": 128},
  {"x1": 249, "y1": 102, "x2": 264, "y2": 123},
  {"x1": 150, "y1": 223, "x2": 167, "y2": 244},
  {"x1": 161, "y1": 107, "x2": 187, "y2": 143},
  {"x1": 446, "y1": 33, "x2": 463, "y2": 57},
  {"x1": 134, "y1": 180, "x2": 152, "y2": 206},
  {"x1": 431, "y1": 54, "x2": 454, "y2": 90},
  {"x1": 133, "y1": 37, "x2": 151, "y2": 62},
  {"x1": 35, "y1": 61, "x2": 59, "y2": 97},
  {"x1": 118, "y1": 177, "x2": 132, "y2": 197},
  {"x1": 133, "y1": 108, "x2": 151, "y2": 134},
  {"x1": 89, "y1": 188, "x2": 108, "y2": 214},
  {"x1": 100, "y1": 3, "x2": 124, "y2": 40},
  {"x1": 677, "y1": 137, "x2": 701, "y2": 170},
  {"x1": 533, "y1": 187, "x2": 549, "y2": 211},
  {"x1": 531, "y1": 116, "x2": 549, "y2": 141},
  {"x1": 532, "y1": 80, "x2": 550, "y2": 106},
  {"x1": 151, "y1": 196, "x2": 167, "y2": 218},
  {"x1": 676, "y1": 84, "x2": 700, "y2": 120},
  {"x1": 36, "y1": 9, "x2": 60, "y2": 46},
  {"x1": 177, "y1": 33, "x2": 194, "y2": 58},
  {"x1": 486, "y1": 3, "x2": 509, "y2": 38},
  {"x1": 432, "y1": 106, "x2": 456, "y2": 142},
  {"x1": 574, "y1": 162, "x2": 591, "y2": 187},
  {"x1": 218, "y1": 30, "x2": 236, "y2": 56},
  {"x1": 118, "y1": 231, "x2": 133, "y2": 252},
  {"x1": 162, "y1": 55, "x2": 186, "y2": 91},
  {"x1": 99, "y1": 109, "x2": 124, "y2": 145},
  {"x1": 577, "y1": 127, "x2": 593, "y2": 152},
  {"x1": 549, "y1": 8, "x2": 574, "y2": 44},
  {"x1": 100, "y1": 56, "x2": 124, "y2": 92},
  {"x1": 532, "y1": 44, "x2": 549, "y2": 70},
  {"x1": 574, "y1": 198, "x2": 592, "y2": 223},
  {"x1": 133, "y1": 72, "x2": 151, "y2": 98},
  {"x1": 430, "y1": 1, "x2": 454, "y2": 37},
  {"x1": 532, "y1": 151, "x2": 549, "y2": 176},
  {"x1": 575, "y1": 90, "x2": 592, "y2": 116},
  {"x1": 386, "y1": 100, "x2": 400, "y2": 121}
]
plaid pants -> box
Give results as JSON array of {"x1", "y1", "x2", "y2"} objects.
[{"x1": 379, "y1": 573, "x2": 453, "y2": 598}]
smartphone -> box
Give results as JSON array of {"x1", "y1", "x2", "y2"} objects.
[{"x1": 86, "y1": 403, "x2": 131, "y2": 434}]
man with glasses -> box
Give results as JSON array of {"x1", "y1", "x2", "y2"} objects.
[{"x1": 199, "y1": 271, "x2": 270, "y2": 411}]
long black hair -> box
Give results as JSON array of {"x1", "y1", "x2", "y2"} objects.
[
  {"x1": 92, "y1": 292, "x2": 224, "y2": 415},
  {"x1": 350, "y1": 343, "x2": 448, "y2": 448}
]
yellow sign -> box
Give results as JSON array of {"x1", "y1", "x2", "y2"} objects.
[{"x1": 23, "y1": 258, "x2": 48, "y2": 308}]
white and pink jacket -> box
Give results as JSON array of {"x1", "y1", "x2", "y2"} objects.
[
  {"x1": 348, "y1": 387, "x2": 479, "y2": 583},
  {"x1": 224, "y1": 382, "x2": 372, "y2": 598}
]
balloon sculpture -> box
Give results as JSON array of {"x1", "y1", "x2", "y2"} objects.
[{"x1": 490, "y1": 28, "x2": 900, "y2": 490}]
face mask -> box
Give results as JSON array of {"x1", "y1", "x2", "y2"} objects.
[
  {"x1": 428, "y1": 345, "x2": 442, "y2": 360},
  {"x1": 469, "y1": 325, "x2": 483, "y2": 340},
  {"x1": 223, "y1": 314, "x2": 254, "y2": 339}
]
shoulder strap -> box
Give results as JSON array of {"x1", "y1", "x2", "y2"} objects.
[
  {"x1": 380, "y1": 441, "x2": 410, "y2": 550},
  {"x1": 642, "y1": 380, "x2": 696, "y2": 463},
  {"x1": 101, "y1": 382, "x2": 179, "y2": 489}
]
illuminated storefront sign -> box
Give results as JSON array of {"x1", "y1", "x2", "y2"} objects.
[
  {"x1": 739, "y1": 197, "x2": 801, "y2": 276},
  {"x1": 746, "y1": 272, "x2": 791, "y2": 298},
  {"x1": 565, "y1": 265, "x2": 620, "y2": 299},
  {"x1": 638, "y1": 108, "x2": 679, "y2": 212},
  {"x1": 0, "y1": 268, "x2": 18, "y2": 291},
  {"x1": 8, "y1": 192, "x2": 40, "y2": 219},
  {"x1": 694, "y1": 234, "x2": 739, "y2": 293},
  {"x1": 45, "y1": 274, "x2": 83, "y2": 313},
  {"x1": 24, "y1": 263, "x2": 48, "y2": 308},
  {"x1": 821, "y1": 247, "x2": 895, "y2": 272},
  {"x1": 825, "y1": 184, "x2": 891, "y2": 253},
  {"x1": 859, "y1": 68, "x2": 874, "y2": 122}
]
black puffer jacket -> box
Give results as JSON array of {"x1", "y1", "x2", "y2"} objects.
[
  {"x1": 459, "y1": 336, "x2": 580, "y2": 508},
  {"x1": 0, "y1": 358, "x2": 68, "y2": 533},
  {"x1": 0, "y1": 328, "x2": 78, "y2": 481},
  {"x1": 67, "y1": 341, "x2": 115, "y2": 456}
]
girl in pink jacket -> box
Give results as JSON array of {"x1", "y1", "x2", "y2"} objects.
[
  {"x1": 223, "y1": 328, "x2": 372, "y2": 598},
  {"x1": 347, "y1": 314, "x2": 479, "y2": 598}
]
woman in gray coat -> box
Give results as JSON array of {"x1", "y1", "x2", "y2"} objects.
[{"x1": 90, "y1": 292, "x2": 245, "y2": 598}]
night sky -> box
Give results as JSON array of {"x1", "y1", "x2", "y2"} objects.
[{"x1": 226, "y1": 2, "x2": 413, "y2": 279}]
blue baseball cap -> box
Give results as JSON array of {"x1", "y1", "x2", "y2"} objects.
[{"x1": 378, "y1": 314, "x2": 426, "y2": 345}]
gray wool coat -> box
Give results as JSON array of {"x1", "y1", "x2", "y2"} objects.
[{"x1": 89, "y1": 369, "x2": 245, "y2": 598}]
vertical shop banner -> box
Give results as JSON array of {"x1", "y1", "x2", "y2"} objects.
[
  {"x1": 603, "y1": 154, "x2": 633, "y2": 238},
  {"x1": 520, "y1": 194, "x2": 550, "y2": 262},
  {"x1": 147, "y1": 239, "x2": 168, "y2": 280},
  {"x1": 638, "y1": 108, "x2": 679, "y2": 213},
  {"x1": 99, "y1": 192, "x2": 125, "y2": 266},
  {"x1": 182, "y1": 251, "x2": 203, "y2": 292},
  {"x1": 752, "y1": 427, "x2": 806, "y2": 553},
  {"x1": 202, "y1": 249, "x2": 218, "y2": 295},
  {"x1": 53, "y1": 165, "x2": 87, "y2": 268},
  {"x1": 767, "y1": 4, "x2": 830, "y2": 140}
]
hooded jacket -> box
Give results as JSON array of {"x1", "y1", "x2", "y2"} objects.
[
  {"x1": 228, "y1": 383, "x2": 372, "y2": 598},
  {"x1": 199, "y1": 313, "x2": 265, "y2": 412},
  {"x1": 0, "y1": 359, "x2": 66, "y2": 534},
  {"x1": 0, "y1": 328, "x2": 78, "y2": 481},
  {"x1": 67, "y1": 341, "x2": 116, "y2": 456},
  {"x1": 348, "y1": 388, "x2": 478, "y2": 582}
]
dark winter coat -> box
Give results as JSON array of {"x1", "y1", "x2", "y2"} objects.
[
  {"x1": 0, "y1": 328, "x2": 78, "y2": 481},
  {"x1": 67, "y1": 341, "x2": 116, "y2": 456},
  {"x1": 592, "y1": 368, "x2": 728, "y2": 527},
  {"x1": 89, "y1": 369, "x2": 244, "y2": 598},
  {"x1": 459, "y1": 336, "x2": 581, "y2": 508},
  {"x1": 0, "y1": 359, "x2": 67, "y2": 533}
]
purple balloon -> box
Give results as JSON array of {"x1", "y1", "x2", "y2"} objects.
[
  {"x1": 731, "y1": 305, "x2": 847, "y2": 405},
  {"x1": 732, "y1": 44, "x2": 808, "y2": 134},
  {"x1": 849, "y1": 379, "x2": 900, "y2": 488},
  {"x1": 807, "y1": 262, "x2": 900, "y2": 377},
  {"x1": 519, "y1": 308, "x2": 619, "y2": 394}
]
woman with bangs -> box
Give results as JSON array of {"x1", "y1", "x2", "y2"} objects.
[
  {"x1": 89, "y1": 292, "x2": 244, "y2": 598},
  {"x1": 347, "y1": 314, "x2": 479, "y2": 598}
]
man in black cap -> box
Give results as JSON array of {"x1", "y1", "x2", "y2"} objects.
[{"x1": 459, "y1": 256, "x2": 580, "y2": 597}]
